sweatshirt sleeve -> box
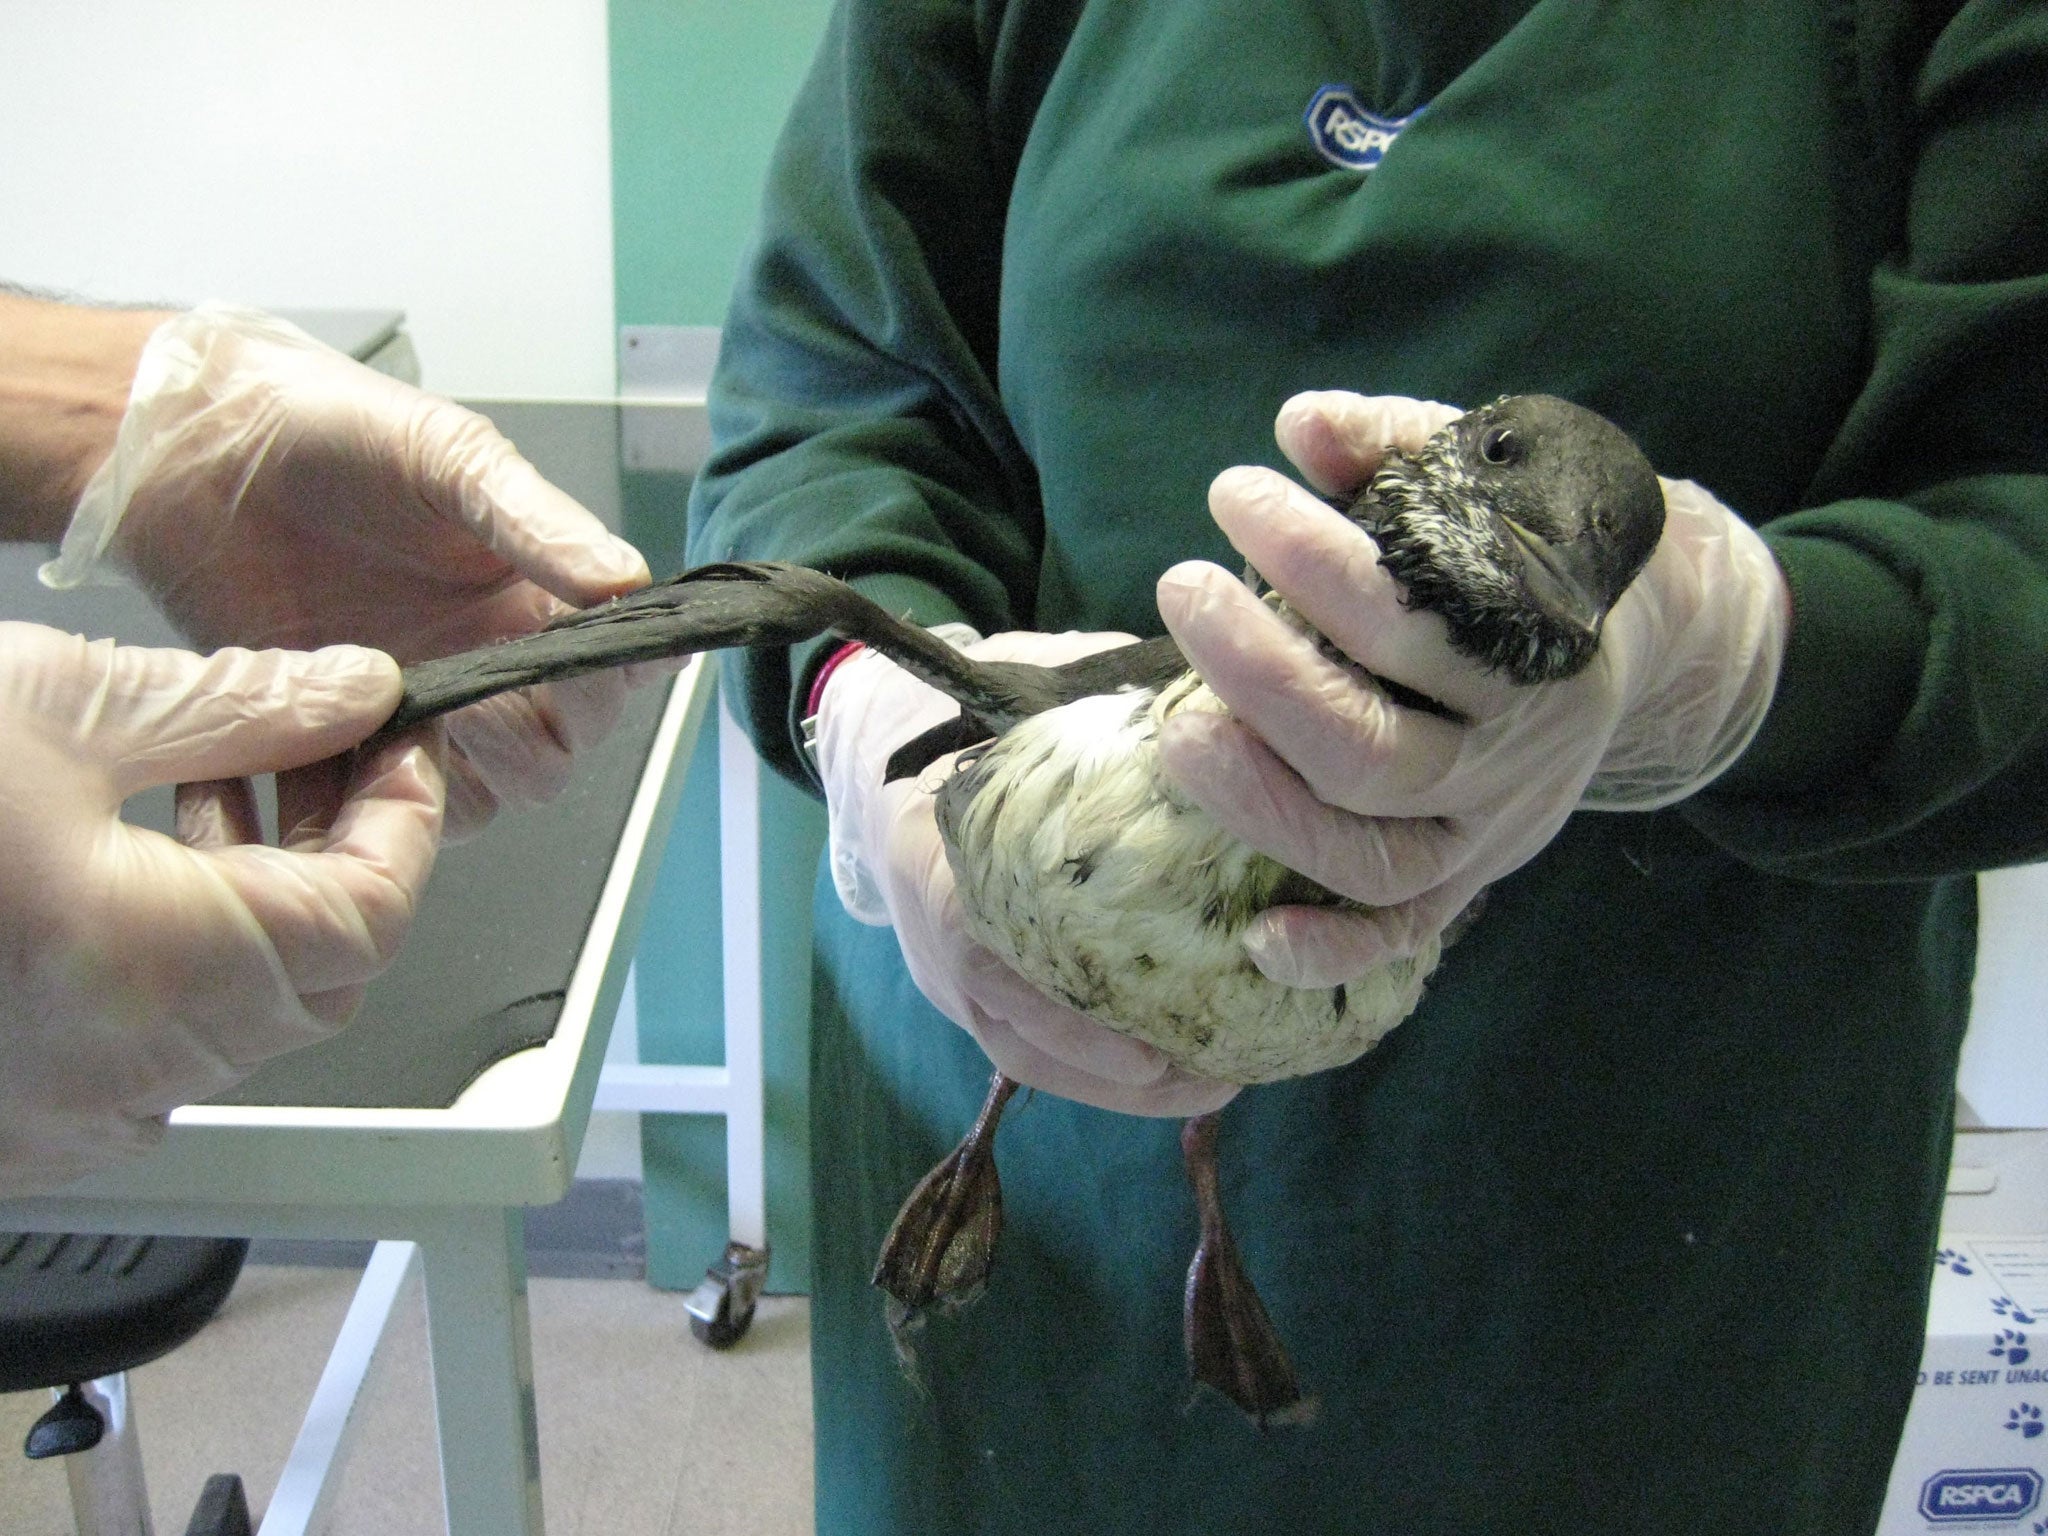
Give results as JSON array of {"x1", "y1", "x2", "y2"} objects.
[
  {"x1": 1684, "y1": 0, "x2": 2048, "y2": 881},
  {"x1": 684, "y1": 0, "x2": 1044, "y2": 788}
]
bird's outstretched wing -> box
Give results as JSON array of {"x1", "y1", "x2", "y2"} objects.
[
  {"x1": 881, "y1": 634, "x2": 1188, "y2": 781},
  {"x1": 373, "y1": 561, "x2": 1184, "y2": 769}
]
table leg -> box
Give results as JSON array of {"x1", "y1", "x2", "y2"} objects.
[
  {"x1": 417, "y1": 1206, "x2": 544, "y2": 1536},
  {"x1": 263, "y1": 1241, "x2": 419, "y2": 1536}
]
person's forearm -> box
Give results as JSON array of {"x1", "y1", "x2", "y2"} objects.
[{"x1": 0, "y1": 293, "x2": 170, "y2": 541}]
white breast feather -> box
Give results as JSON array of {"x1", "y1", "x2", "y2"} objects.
[{"x1": 937, "y1": 682, "x2": 1441, "y2": 1084}]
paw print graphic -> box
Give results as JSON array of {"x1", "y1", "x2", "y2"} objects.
[
  {"x1": 1939, "y1": 1247, "x2": 1976, "y2": 1276},
  {"x1": 1995, "y1": 1298, "x2": 2042, "y2": 1326},
  {"x1": 2008, "y1": 1402, "x2": 2044, "y2": 1439},
  {"x1": 1994, "y1": 1330, "x2": 2033, "y2": 1366}
]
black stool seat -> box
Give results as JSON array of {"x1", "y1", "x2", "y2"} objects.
[{"x1": 0, "y1": 1232, "x2": 248, "y2": 1391}]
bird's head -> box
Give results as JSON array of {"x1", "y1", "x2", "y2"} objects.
[{"x1": 1351, "y1": 394, "x2": 1665, "y2": 684}]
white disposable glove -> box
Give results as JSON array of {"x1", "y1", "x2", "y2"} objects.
[
  {"x1": 0, "y1": 622, "x2": 443, "y2": 1195},
  {"x1": 1154, "y1": 391, "x2": 1789, "y2": 988},
  {"x1": 810, "y1": 629, "x2": 1240, "y2": 1117},
  {"x1": 40, "y1": 303, "x2": 657, "y2": 839}
]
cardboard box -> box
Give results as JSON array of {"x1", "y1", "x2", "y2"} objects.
[
  {"x1": 1872, "y1": 867, "x2": 2048, "y2": 1530},
  {"x1": 1879, "y1": 1235, "x2": 2048, "y2": 1532}
]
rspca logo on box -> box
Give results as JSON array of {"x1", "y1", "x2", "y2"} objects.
[
  {"x1": 1919, "y1": 1468, "x2": 2043, "y2": 1523},
  {"x1": 1303, "y1": 86, "x2": 1424, "y2": 172}
]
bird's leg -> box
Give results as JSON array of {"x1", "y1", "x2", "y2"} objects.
[
  {"x1": 873, "y1": 1071, "x2": 1019, "y2": 1359},
  {"x1": 1181, "y1": 1110, "x2": 1317, "y2": 1426}
]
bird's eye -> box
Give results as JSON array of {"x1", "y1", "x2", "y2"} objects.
[{"x1": 1479, "y1": 426, "x2": 1523, "y2": 465}]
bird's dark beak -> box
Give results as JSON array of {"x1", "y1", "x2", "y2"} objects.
[{"x1": 1497, "y1": 516, "x2": 1607, "y2": 643}]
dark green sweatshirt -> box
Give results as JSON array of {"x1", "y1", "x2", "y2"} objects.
[{"x1": 687, "y1": 2, "x2": 2048, "y2": 1531}]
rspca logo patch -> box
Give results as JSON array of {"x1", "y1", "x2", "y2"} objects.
[
  {"x1": 1918, "y1": 1468, "x2": 2043, "y2": 1523},
  {"x1": 1304, "y1": 85, "x2": 1424, "y2": 172}
]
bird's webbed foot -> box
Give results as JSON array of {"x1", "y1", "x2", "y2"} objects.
[
  {"x1": 1181, "y1": 1110, "x2": 1317, "y2": 1427},
  {"x1": 873, "y1": 1071, "x2": 1019, "y2": 1365}
]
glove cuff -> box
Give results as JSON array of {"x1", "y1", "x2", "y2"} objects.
[
  {"x1": 806, "y1": 640, "x2": 868, "y2": 717},
  {"x1": 812, "y1": 623, "x2": 981, "y2": 924},
  {"x1": 38, "y1": 303, "x2": 308, "y2": 592},
  {"x1": 1583, "y1": 483, "x2": 1790, "y2": 810}
]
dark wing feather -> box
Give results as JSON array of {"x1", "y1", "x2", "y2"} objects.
[
  {"x1": 881, "y1": 634, "x2": 1191, "y2": 781},
  {"x1": 378, "y1": 562, "x2": 1193, "y2": 764}
]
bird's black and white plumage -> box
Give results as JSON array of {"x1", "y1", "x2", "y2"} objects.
[
  {"x1": 924, "y1": 395, "x2": 1665, "y2": 1083},
  {"x1": 380, "y1": 393, "x2": 1666, "y2": 1421}
]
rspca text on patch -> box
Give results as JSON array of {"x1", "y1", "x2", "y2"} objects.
[
  {"x1": 1303, "y1": 86, "x2": 1424, "y2": 173},
  {"x1": 1918, "y1": 1468, "x2": 2043, "y2": 1524}
]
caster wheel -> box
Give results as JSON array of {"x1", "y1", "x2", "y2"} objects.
[
  {"x1": 684, "y1": 1240, "x2": 770, "y2": 1351},
  {"x1": 688, "y1": 1285, "x2": 757, "y2": 1349}
]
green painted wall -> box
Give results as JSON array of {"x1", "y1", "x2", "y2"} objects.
[
  {"x1": 610, "y1": 3, "x2": 834, "y2": 1295},
  {"x1": 609, "y1": 0, "x2": 835, "y2": 327}
]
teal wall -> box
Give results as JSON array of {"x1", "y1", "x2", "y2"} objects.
[
  {"x1": 609, "y1": 0, "x2": 835, "y2": 327},
  {"x1": 610, "y1": 2, "x2": 834, "y2": 1295}
]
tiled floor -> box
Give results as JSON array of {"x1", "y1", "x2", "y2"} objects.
[{"x1": 0, "y1": 1264, "x2": 813, "y2": 1535}]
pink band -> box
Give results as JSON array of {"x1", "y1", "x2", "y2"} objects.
[{"x1": 806, "y1": 640, "x2": 868, "y2": 717}]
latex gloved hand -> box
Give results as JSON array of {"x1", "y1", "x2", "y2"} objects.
[
  {"x1": 1155, "y1": 391, "x2": 1789, "y2": 987},
  {"x1": 40, "y1": 303, "x2": 657, "y2": 839},
  {"x1": 810, "y1": 628, "x2": 1239, "y2": 1117},
  {"x1": 0, "y1": 622, "x2": 443, "y2": 1195}
]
